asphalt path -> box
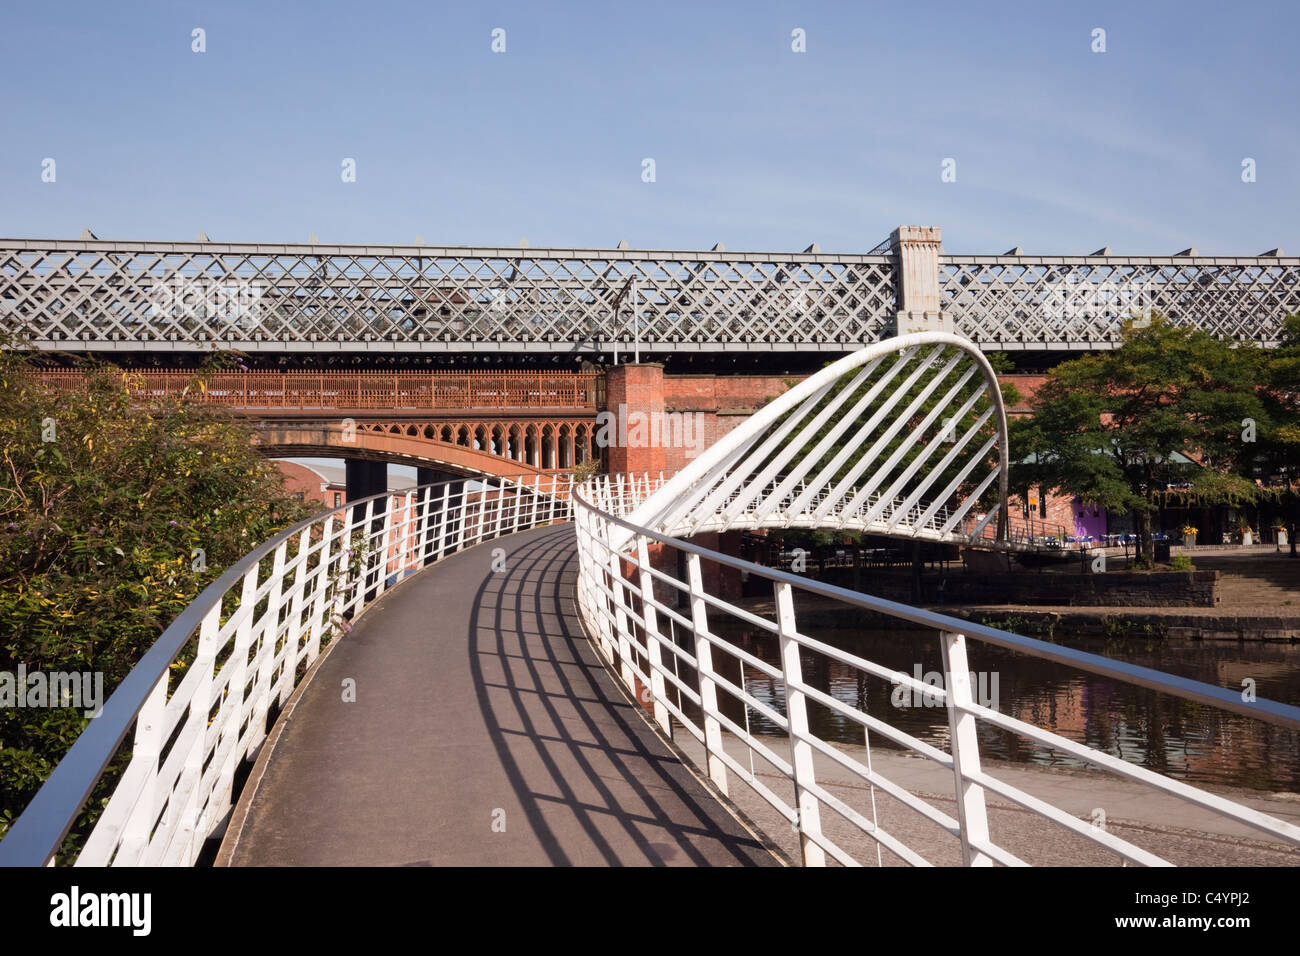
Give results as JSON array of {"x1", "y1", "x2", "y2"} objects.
[{"x1": 220, "y1": 523, "x2": 776, "y2": 867}]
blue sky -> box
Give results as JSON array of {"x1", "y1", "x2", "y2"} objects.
[{"x1": 2, "y1": 0, "x2": 1296, "y2": 256}]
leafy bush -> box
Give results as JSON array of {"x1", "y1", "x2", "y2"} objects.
[
  {"x1": 1169, "y1": 554, "x2": 1194, "y2": 571},
  {"x1": 0, "y1": 348, "x2": 315, "y2": 846}
]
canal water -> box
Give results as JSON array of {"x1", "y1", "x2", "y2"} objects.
[{"x1": 700, "y1": 625, "x2": 1300, "y2": 793}]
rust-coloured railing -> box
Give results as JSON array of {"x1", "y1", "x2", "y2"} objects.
[{"x1": 35, "y1": 369, "x2": 602, "y2": 411}]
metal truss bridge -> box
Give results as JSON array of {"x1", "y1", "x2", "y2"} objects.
[{"x1": 2, "y1": 227, "x2": 1297, "y2": 355}]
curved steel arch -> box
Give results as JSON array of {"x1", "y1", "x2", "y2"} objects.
[{"x1": 615, "y1": 331, "x2": 1010, "y2": 550}]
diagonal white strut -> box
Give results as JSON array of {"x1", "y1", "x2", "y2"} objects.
[{"x1": 613, "y1": 331, "x2": 1011, "y2": 554}]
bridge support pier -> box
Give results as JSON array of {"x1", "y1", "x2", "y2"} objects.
[
  {"x1": 345, "y1": 459, "x2": 388, "y2": 510},
  {"x1": 891, "y1": 225, "x2": 954, "y2": 336},
  {"x1": 344, "y1": 459, "x2": 388, "y2": 603},
  {"x1": 602, "y1": 363, "x2": 667, "y2": 476}
]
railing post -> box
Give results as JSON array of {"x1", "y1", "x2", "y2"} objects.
[
  {"x1": 494, "y1": 479, "x2": 508, "y2": 538},
  {"x1": 306, "y1": 516, "x2": 335, "y2": 664},
  {"x1": 686, "y1": 552, "x2": 728, "y2": 796},
  {"x1": 211, "y1": 564, "x2": 260, "y2": 821},
  {"x1": 111, "y1": 670, "x2": 169, "y2": 865},
  {"x1": 279, "y1": 526, "x2": 311, "y2": 705},
  {"x1": 940, "y1": 629, "x2": 994, "y2": 866},
  {"x1": 416, "y1": 485, "x2": 434, "y2": 567},
  {"x1": 346, "y1": 496, "x2": 372, "y2": 614},
  {"x1": 636, "y1": 534, "x2": 671, "y2": 734},
  {"x1": 606, "y1": 546, "x2": 636, "y2": 688},
  {"x1": 247, "y1": 540, "x2": 288, "y2": 751},
  {"x1": 157, "y1": 605, "x2": 222, "y2": 865},
  {"x1": 435, "y1": 483, "x2": 451, "y2": 560},
  {"x1": 398, "y1": 490, "x2": 416, "y2": 575},
  {"x1": 373, "y1": 497, "x2": 393, "y2": 600},
  {"x1": 473, "y1": 482, "x2": 489, "y2": 547},
  {"x1": 775, "y1": 581, "x2": 826, "y2": 866},
  {"x1": 589, "y1": 514, "x2": 616, "y2": 662},
  {"x1": 453, "y1": 483, "x2": 467, "y2": 554}
]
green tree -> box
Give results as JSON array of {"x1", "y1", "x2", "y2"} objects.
[
  {"x1": 0, "y1": 347, "x2": 315, "y2": 845},
  {"x1": 1011, "y1": 315, "x2": 1269, "y2": 565},
  {"x1": 1256, "y1": 314, "x2": 1300, "y2": 555}
]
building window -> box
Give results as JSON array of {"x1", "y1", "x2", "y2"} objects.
[{"x1": 333, "y1": 493, "x2": 342, "y2": 507}]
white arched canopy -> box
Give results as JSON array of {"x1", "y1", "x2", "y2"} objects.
[{"x1": 615, "y1": 331, "x2": 1010, "y2": 550}]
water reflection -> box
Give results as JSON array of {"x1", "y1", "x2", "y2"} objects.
[{"x1": 700, "y1": 625, "x2": 1300, "y2": 793}]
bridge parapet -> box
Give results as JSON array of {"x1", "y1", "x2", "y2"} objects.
[{"x1": 34, "y1": 369, "x2": 601, "y2": 410}]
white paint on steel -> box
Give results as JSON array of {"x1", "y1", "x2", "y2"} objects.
[{"x1": 611, "y1": 332, "x2": 1013, "y2": 555}]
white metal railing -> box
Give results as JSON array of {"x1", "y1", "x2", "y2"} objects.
[
  {"x1": 0, "y1": 473, "x2": 573, "y2": 867},
  {"x1": 572, "y1": 475, "x2": 1300, "y2": 867}
]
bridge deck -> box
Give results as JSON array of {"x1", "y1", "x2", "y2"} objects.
[{"x1": 219, "y1": 524, "x2": 776, "y2": 867}]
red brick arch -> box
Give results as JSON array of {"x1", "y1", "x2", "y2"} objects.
[{"x1": 253, "y1": 417, "x2": 596, "y2": 479}]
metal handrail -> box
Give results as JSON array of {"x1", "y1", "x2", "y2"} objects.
[
  {"x1": 572, "y1": 475, "x2": 1300, "y2": 867},
  {"x1": 0, "y1": 472, "x2": 574, "y2": 867},
  {"x1": 579, "y1": 482, "x2": 1300, "y2": 728}
]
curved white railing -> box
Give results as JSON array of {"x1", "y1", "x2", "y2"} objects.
[
  {"x1": 573, "y1": 483, "x2": 1300, "y2": 867},
  {"x1": 0, "y1": 474, "x2": 574, "y2": 867}
]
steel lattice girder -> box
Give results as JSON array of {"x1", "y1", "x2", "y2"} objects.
[
  {"x1": 0, "y1": 239, "x2": 895, "y2": 353},
  {"x1": 2, "y1": 238, "x2": 1295, "y2": 353},
  {"x1": 941, "y1": 255, "x2": 1300, "y2": 350}
]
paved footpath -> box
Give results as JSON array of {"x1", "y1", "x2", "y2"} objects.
[{"x1": 220, "y1": 524, "x2": 776, "y2": 867}]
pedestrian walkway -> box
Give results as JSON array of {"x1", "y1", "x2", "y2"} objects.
[{"x1": 218, "y1": 524, "x2": 777, "y2": 867}]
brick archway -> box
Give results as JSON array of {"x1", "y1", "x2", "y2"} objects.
[{"x1": 254, "y1": 422, "x2": 553, "y2": 479}]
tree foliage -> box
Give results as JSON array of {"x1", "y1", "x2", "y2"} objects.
[
  {"x1": 0, "y1": 347, "x2": 315, "y2": 843},
  {"x1": 1255, "y1": 314, "x2": 1300, "y2": 550},
  {"x1": 1010, "y1": 315, "x2": 1280, "y2": 562}
]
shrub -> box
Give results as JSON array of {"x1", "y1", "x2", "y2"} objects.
[{"x1": 0, "y1": 348, "x2": 314, "y2": 847}]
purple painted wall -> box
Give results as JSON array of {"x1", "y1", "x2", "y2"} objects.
[{"x1": 1073, "y1": 497, "x2": 1107, "y2": 540}]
